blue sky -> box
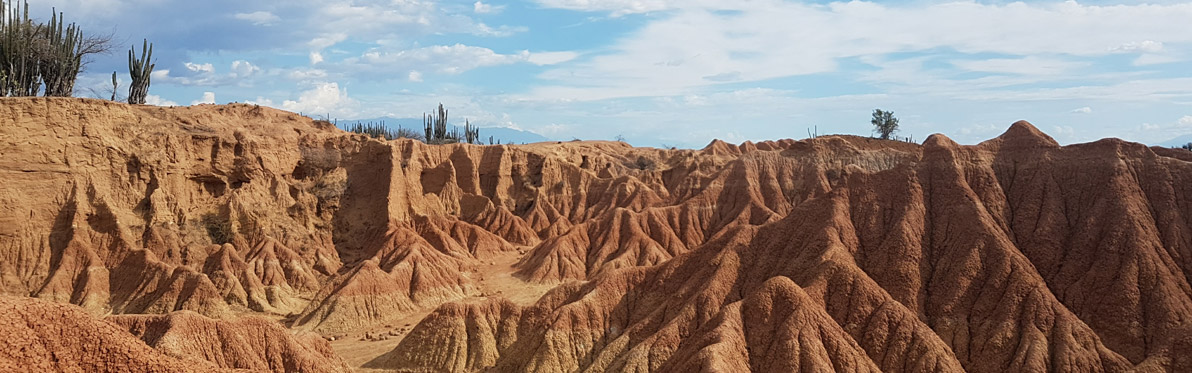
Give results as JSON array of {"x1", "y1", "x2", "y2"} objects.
[{"x1": 29, "y1": 0, "x2": 1192, "y2": 148}]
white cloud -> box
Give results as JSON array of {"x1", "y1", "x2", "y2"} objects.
[
  {"x1": 286, "y1": 68, "x2": 329, "y2": 82},
  {"x1": 1110, "y1": 40, "x2": 1164, "y2": 54},
  {"x1": 474, "y1": 1, "x2": 504, "y2": 14},
  {"x1": 535, "y1": 0, "x2": 682, "y2": 15},
  {"x1": 524, "y1": 1, "x2": 1192, "y2": 101},
  {"x1": 230, "y1": 60, "x2": 260, "y2": 78},
  {"x1": 527, "y1": 51, "x2": 579, "y2": 66},
  {"x1": 1134, "y1": 54, "x2": 1180, "y2": 66},
  {"x1": 184, "y1": 62, "x2": 215, "y2": 74},
  {"x1": 1053, "y1": 126, "x2": 1076, "y2": 136},
  {"x1": 408, "y1": 71, "x2": 423, "y2": 82},
  {"x1": 1180, "y1": 116, "x2": 1192, "y2": 127},
  {"x1": 346, "y1": 44, "x2": 527, "y2": 75},
  {"x1": 234, "y1": 11, "x2": 280, "y2": 26},
  {"x1": 471, "y1": 23, "x2": 527, "y2": 37},
  {"x1": 309, "y1": 51, "x2": 325, "y2": 65},
  {"x1": 1071, "y1": 106, "x2": 1092, "y2": 114},
  {"x1": 144, "y1": 95, "x2": 178, "y2": 107},
  {"x1": 308, "y1": 34, "x2": 348, "y2": 50},
  {"x1": 157, "y1": 61, "x2": 261, "y2": 87},
  {"x1": 279, "y1": 82, "x2": 358, "y2": 117},
  {"x1": 303, "y1": 1, "x2": 522, "y2": 53},
  {"x1": 246, "y1": 97, "x2": 275, "y2": 107},
  {"x1": 191, "y1": 92, "x2": 216, "y2": 106},
  {"x1": 538, "y1": 123, "x2": 576, "y2": 136},
  {"x1": 952, "y1": 56, "x2": 1089, "y2": 76}
]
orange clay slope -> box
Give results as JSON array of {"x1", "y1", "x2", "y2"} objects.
[
  {"x1": 381, "y1": 125, "x2": 1192, "y2": 372},
  {"x1": 2, "y1": 97, "x2": 1192, "y2": 372}
]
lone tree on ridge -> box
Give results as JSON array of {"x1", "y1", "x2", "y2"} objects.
[{"x1": 871, "y1": 109, "x2": 899, "y2": 140}]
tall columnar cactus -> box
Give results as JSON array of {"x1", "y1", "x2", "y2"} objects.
[
  {"x1": 423, "y1": 113, "x2": 432, "y2": 142},
  {"x1": 421, "y1": 104, "x2": 481, "y2": 144},
  {"x1": 423, "y1": 103, "x2": 451, "y2": 144},
  {"x1": 1, "y1": 0, "x2": 42, "y2": 97},
  {"x1": 127, "y1": 39, "x2": 153, "y2": 104},
  {"x1": 109, "y1": 71, "x2": 117, "y2": 101},
  {"x1": 40, "y1": 8, "x2": 84, "y2": 97},
  {"x1": 464, "y1": 119, "x2": 479, "y2": 144}
]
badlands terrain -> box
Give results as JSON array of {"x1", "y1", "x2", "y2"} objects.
[{"x1": 1, "y1": 97, "x2": 1191, "y2": 372}]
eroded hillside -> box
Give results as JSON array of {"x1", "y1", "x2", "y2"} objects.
[{"x1": 1, "y1": 97, "x2": 1191, "y2": 372}]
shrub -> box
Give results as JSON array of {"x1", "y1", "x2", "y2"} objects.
[
  {"x1": 633, "y1": 156, "x2": 656, "y2": 170},
  {"x1": 200, "y1": 213, "x2": 232, "y2": 245}
]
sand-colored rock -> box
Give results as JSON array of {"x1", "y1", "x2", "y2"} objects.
[
  {"x1": 3, "y1": 98, "x2": 1192, "y2": 372},
  {"x1": 0, "y1": 295, "x2": 218, "y2": 372},
  {"x1": 108, "y1": 311, "x2": 352, "y2": 372},
  {"x1": 382, "y1": 122, "x2": 1192, "y2": 372}
]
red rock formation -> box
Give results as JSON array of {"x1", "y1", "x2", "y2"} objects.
[
  {"x1": 382, "y1": 122, "x2": 1192, "y2": 372},
  {"x1": 108, "y1": 311, "x2": 352, "y2": 372},
  {"x1": 0, "y1": 295, "x2": 218, "y2": 372},
  {"x1": 4, "y1": 98, "x2": 1192, "y2": 372}
]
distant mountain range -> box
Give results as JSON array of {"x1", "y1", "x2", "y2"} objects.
[
  {"x1": 1158, "y1": 134, "x2": 1192, "y2": 148},
  {"x1": 335, "y1": 117, "x2": 552, "y2": 145}
]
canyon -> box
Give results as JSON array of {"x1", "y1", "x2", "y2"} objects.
[{"x1": 1, "y1": 97, "x2": 1190, "y2": 372}]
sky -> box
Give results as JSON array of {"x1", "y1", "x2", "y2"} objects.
[{"x1": 25, "y1": 0, "x2": 1192, "y2": 148}]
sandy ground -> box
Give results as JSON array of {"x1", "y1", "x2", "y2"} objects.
[{"x1": 331, "y1": 249, "x2": 558, "y2": 371}]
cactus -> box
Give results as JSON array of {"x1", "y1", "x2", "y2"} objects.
[
  {"x1": 39, "y1": 8, "x2": 84, "y2": 96},
  {"x1": 127, "y1": 39, "x2": 154, "y2": 104},
  {"x1": 347, "y1": 121, "x2": 424, "y2": 141},
  {"x1": 423, "y1": 103, "x2": 452, "y2": 144},
  {"x1": 423, "y1": 113, "x2": 432, "y2": 142},
  {"x1": 1, "y1": 0, "x2": 42, "y2": 97},
  {"x1": 463, "y1": 119, "x2": 480, "y2": 144},
  {"x1": 109, "y1": 71, "x2": 117, "y2": 101},
  {"x1": 2, "y1": 1, "x2": 101, "y2": 97},
  {"x1": 421, "y1": 104, "x2": 482, "y2": 144}
]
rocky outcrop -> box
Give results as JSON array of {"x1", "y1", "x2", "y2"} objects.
[
  {"x1": 0, "y1": 295, "x2": 218, "y2": 372},
  {"x1": 108, "y1": 311, "x2": 352, "y2": 372},
  {"x1": 383, "y1": 122, "x2": 1192, "y2": 372},
  {"x1": 4, "y1": 98, "x2": 1192, "y2": 372}
]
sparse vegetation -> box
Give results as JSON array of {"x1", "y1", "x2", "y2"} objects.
[
  {"x1": 296, "y1": 146, "x2": 340, "y2": 178},
  {"x1": 632, "y1": 156, "x2": 656, "y2": 170},
  {"x1": 200, "y1": 212, "x2": 232, "y2": 245},
  {"x1": 871, "y1": 109, "x2": 899, "y2": 140},
  {"x1": 1182, "y1": 142, "x2": 1191, "y2": 151},
  {"x1": 1, "y1": 0, "x2": 112, "y2": 97},
  {"x1": 347, "y1": 121, "x2": 424, "y2": 141},
  {"x1": 423, "y1": 103, "x2": 481, "y2": 145}
]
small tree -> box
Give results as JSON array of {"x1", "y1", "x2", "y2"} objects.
[
  {"x1": 1182, "y1": 142, "x2": 1192, "y2": 151},
  {"x1": 871, "y1": 109, "x2": 899, "y2": 140}
]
